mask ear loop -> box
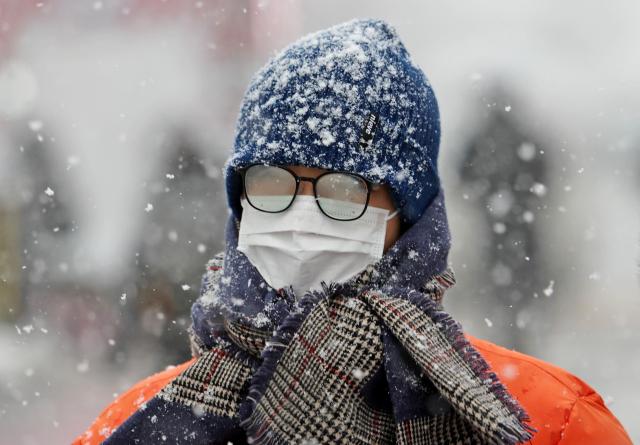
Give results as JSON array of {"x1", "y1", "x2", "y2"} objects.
[
  {"x1": 385, "y1": 208, "x2": 400, "y2": 221},
  {"x1": 370, "y1": 182, "x2": 401, "y2": 222}
]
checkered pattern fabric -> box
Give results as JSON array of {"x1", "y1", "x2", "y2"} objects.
[
  {"x1": 242, "y1": 296, "x2": 395, "y2": 444},
  {"x1": 223, "y1": 318, "x2": 270, "y2": 358},
  {"x1": 349, "y1": 263, "x2": 456, "y2": 309},
  {"x1": 235, "y1": 287, "x2": 532, "y2": 444},
  {"x1": 157, "y1": 347, "x2": 252, "y2": 418},
  {"x1": 362, "y1": 292, "x2": 521, "y2": 443}
]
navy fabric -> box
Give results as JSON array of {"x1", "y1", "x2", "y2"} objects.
[
  {"x1": 104, "y1": 398, "x2": 247, "y2": 444},
  {"x1": 382, "y1": 327, "x2": 452, "y2": 421},
  {"x1": 225, "y1": 18, "x2": 441, "y2": 225}
]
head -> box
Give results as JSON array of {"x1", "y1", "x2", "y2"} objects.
[{"x1": 226, "y1": 18, "x2": 441, "y2": 260}]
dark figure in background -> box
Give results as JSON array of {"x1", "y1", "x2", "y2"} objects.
[{"x1": 460, "y1": 100, "x2": 549, "y2": 351}]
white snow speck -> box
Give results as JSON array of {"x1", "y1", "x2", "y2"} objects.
[
  {"x1": 44, "y1": 187, "x2": 54, "y2": 196},
  {"x1": 28, "y1": 120, "x2": 43, "y2": 131},
  {"x1": 144, "y1": 203, "x2": 154, "y2": 212},
  {"x1": 306, "y1": 117, "x2": 320, "y2": 130},
  {"x1": 588, "y1": 272, "x2": 601, "y2": 281},
  {"x1": 192, "y1": 404, "x2": 206, "y2": 418},
  {"x1": 319, "y1": 129, "x2": 336, "y2": 146},
  {"x1": 529, "y1": 182, "x2": 547, "y2": 197},
  {"x1": 77, "y1": 359, "x2": 90, "y2": 373},
  {"x1": 253, "y1": 312, "x2": 270, "y2": 327},
  {"x1": 501, "y1": 364, "x2": 519, "y2": 380},
  {"x1": 493, "y1": 222, "x2": 506, "y2": 234},
  {"x1": 517, "y1": 142, "x2": 536, "y2": 161},
  {"x1": 522, "y1": 211, "x2": 535, "y2": 223},
  {"x1": 181, "y1": 284, "x2": 191, "y2": 291},
  {"x1": 543, "y1": 280, "x2": 555, "y2": 297},
  {"x1": 352, "y1": 368, "x2": 367, "y2": 380},
  {"x1": 484, "y1": 318, "x2": 493, "y2": 328},
  {"x1": 98, "y1": 426, "x2": 111, "y2": 438},
  {"x1": 488, "y1": 190, "x2": 514, "y2": 217}
]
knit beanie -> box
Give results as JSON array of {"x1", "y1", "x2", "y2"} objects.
[{"x1": 224, "y1": 18, "x2": 441, "y2": 226}]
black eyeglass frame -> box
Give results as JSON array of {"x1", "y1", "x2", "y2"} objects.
[{"x1": 236, "y1": 163, "x2": 377, "y2": 221}]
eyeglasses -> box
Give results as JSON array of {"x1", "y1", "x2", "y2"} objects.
[{"x1": 237, "y1": 164, "x2": 377, "y2": 221}]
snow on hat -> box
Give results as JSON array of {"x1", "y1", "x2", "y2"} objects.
[{"x1": 224, "y1": 18, "x2": 441, "y2": 226}]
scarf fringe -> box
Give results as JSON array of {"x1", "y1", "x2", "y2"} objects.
[
  {"x1": 238, "y1": 282, "x2": 339, "y2": 443},
  {"x1": 239, "y1": 408, "x2": 283, "y2": 445},
  {"x1": 404, "y1": 290, "x2": 537, "y2": 444}
]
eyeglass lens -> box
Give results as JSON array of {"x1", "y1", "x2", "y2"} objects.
[
  {"x1": 316, "y1": 173, "x2": 368, "y2": 220},
  {"x1": 244, "y1": 165, "x2": 297, "y2": 212},
  {"x1": 243, "y1": 165, "x2": 369, "y2": 220}
]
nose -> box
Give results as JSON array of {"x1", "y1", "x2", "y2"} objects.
[{"x1": 298, "y1": 178, "x2": 314, "y2": 196}]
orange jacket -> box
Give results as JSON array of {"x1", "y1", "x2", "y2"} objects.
[{"x1": 73, "y1": 334, "x2": 632, "y2": 445}]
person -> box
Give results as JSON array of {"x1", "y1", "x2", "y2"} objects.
[{"x1": 74, "y1": 18, "x2": 632, "y2": 445}]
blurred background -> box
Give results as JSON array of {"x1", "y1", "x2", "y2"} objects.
[{"x1": 0, "y1": 0, "x2": 638, "y2": 443}]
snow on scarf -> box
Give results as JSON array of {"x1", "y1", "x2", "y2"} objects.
[{"x1": 103, "y1": 188, "x2": 535, "y2": 444}]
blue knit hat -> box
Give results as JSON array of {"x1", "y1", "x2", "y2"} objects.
[{"x1": 225, "y1": 18, "x2": 441, "y2": 226}]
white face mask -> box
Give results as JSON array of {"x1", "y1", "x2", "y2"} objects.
[{"x1": 237, "y1": 195, "x2": 399, "y2": 297}]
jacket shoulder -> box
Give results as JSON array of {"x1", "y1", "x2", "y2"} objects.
[
  {"x1": 72, "y1": 358, "x2": 195, "y2": 445},
  {"x1": 467, "y1": 334, "x2": 632, "y2": 445}
]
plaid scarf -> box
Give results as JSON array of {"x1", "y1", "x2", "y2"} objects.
[{"x1": 104, "y1": 188, "x2": 535, "y2": 445}]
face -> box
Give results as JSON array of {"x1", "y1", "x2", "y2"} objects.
[{"x1": 241, "y1": 165, "x2": 402, "y2": 253}]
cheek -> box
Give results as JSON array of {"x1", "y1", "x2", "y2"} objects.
[
  {"x1": 383, "y1": 217, "x2": 402, "y2": 252},
  {"x1": 369, "y1": 190, "x2": 395, "y2": 212}
]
